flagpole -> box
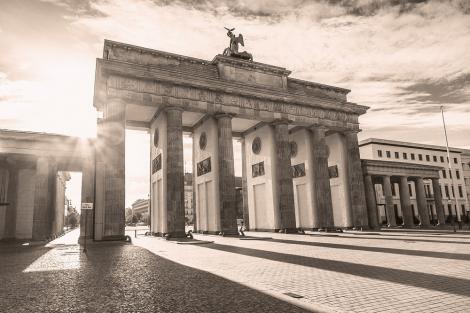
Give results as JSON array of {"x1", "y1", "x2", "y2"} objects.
[{"x1": 441, "y1": 106, "x2": 461, "y2": 223}]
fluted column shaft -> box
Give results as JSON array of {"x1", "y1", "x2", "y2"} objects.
[
  {"x1": 240, "y1": 138, "x2": 250, "y2": 229},
  {"x1": 382, "y1": 175, "x2": 396, "y2": 227},
  {"x1": 431, "y1": 178, "x2": 445, "y2": 225},
  {"x1": 364, "y1": 175, "x2": 379, "y2": 229},
  {"x1": 166, "y1": 107, "x2": 186, "y2": 237},
  {"x1": 79, "y1": 156, "x2": 95, "y2": 243},
  {"x1": 415, "y1": 177, "x2": 430, "y2": 227},
  {"x1": 103, "y1": 100, "x2": 126, "y2": 239},
  {"x1": 32, "y1": 157, "x2": 56, "y2": 240},
  {"x1": 311, "y1": 127, "x2": 334, "y2": 229},
  {"x1": 273, "y1": 120, "x2": 296, "y2": 231},
  {"x1": 216, "y1": 114, "x2": 238, "y2": 235},
  {"x1": 399, "y1": 176, "x2": 414, "y2": 227},
  {"x1": 346, "y1": 131, "x2": 368, "y2": 228},
  {"x1": 4, "y1": 168, "x2": 18, "y2": 239}
]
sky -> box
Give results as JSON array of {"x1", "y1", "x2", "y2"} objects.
[{"x1": 1, "y1": 0, "x2": 470, "y2": 208}]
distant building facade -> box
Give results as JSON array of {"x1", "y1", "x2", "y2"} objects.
[
  {"x1": 131, "y1": 199, "x2": 149, "y2": 216},
  {"x1": 360, "y1": 138, "x2": 470, "y2": 223}
]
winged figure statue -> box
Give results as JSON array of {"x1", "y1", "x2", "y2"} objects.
[{"x1": 223, "y1": 27, "x2": 253, "y2": 61}]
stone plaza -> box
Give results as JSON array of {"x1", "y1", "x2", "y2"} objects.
[{"x1": 1, "y1": 228, "x2": 469, "y2": 313}]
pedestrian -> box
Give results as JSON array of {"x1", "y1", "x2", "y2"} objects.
[{"x1": 239, "y1": 221, "x2": 245, "y2": 236}]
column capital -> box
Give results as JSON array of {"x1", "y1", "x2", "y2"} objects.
[
  {"x1": 270, "y1": 118, "x2": 291, "y2": 126},
  {"x1": 309, "y1": 124, "x2": 328, "y2": 131},
  {"x1": 343, "y1": 128, "x2": 362, "y2": 135},
  {"x1": 309, "y1": 125, "x2": 329, "y2": 137},
  {"x1": 214, "y1": 112, "x2": 235, "y2": 120},
  {"x1": 163, "y1": 105, "x2": 184, "y2": 112}
]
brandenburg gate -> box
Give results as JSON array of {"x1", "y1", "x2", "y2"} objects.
[{"x1": 92, "y1": 35, "x2": 369, "y2": 240}]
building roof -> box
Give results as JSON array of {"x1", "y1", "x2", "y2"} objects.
[
  {"x1": 361, "y1": 159, "x2": 443, "y2": 178},
  {"x1": 359, "y1": 138, "x2": 462, "y2": 154}
]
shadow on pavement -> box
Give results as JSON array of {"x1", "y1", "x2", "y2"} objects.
[
  {"x1": 266, "y1": 238, "x2": 470, "y2": 261},
  {"x1": 199, "y1": 243, "x2": 470, "y2": 297},
  {"x1": 0, "y1": 242, "x2": 310, "y2": 313},
  {"x1": 321, "y1": 234, "x2": 470, "y2": 245}
]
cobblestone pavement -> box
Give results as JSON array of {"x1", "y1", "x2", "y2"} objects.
[
  {"x1": 0, "y1": 229, "x2": 310, "y2": 313},
  {"x1": 134, "y1": 230, "x2": 470, "y2": 313}
]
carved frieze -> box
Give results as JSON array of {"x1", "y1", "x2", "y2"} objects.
[{"x1": 106, "y1": 76, "x2": 361, "y2": 126}]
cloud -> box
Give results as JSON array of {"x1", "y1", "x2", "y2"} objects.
[{"x1": 2, "y1": 0, "x2": 470, "y2": 203}]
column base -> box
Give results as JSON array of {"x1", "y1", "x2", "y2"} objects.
[
  {"x1": 78, "y1": 237, "x2": 94, "y2": 245},
  {"x1": 278, "y1": 228, "x2": 300, "y2": 234},
  {"x1": 100, "y1": 235, "x2": 128, "y2": 241},
  {"x1": 318, "y1": 227, "x2": 340, "y2": 232}
]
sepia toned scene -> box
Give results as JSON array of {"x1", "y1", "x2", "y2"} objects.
[{"x1": 1, "y1": 1, "x2": 469, "y2": 312}]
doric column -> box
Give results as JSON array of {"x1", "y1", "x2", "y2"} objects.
[
  {"x1": 382, "y1": 175, "x2": 396, "y2": 227},
  {"x1": 240, "y1": 138, "x2": 250, "y2": 229},
  {"x1": 273, "y1": 119, "x2": 296, "y2": 231},
  {"x1": 165, "y1": 107, "x2": 186, "y2": 237},
  {"x1": 216, "y1": 113, "x2": 238, "y2": 235},
  {"x1": 191, "y1": 133, "x2": 197, "y2": 232},
  {"x1": 311, "y1": 126, "x2": 334, "y2": 229},
  {"x1": 345, "y1": 131, "x2": 368, "y2": 228},
  {"x1": 431, "y1": 178, "x2": 445, "y2": 225},
  {"x1": 32, "y1": 157, "x2": 53, "y2": 240},
  {"x1": 79, "y1": 154, "x2": 95, "y2": 243},
  {"x1": 399, "y1": 176, "x2": 414, "y2": 228},
  {"x1": 4, "y1": 167, "x2": 18, "y2": 239},
  {"x1": 415, "y1": 177, "x2": 430, "y2": 227},
  {"x1": 102, "y1": 99, "x2": 126, "y2": 239},
  {"x1": 363, "y1": 175, "x2": 379, "y2": 229}
]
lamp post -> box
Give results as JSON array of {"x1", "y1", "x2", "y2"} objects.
[{"x1": 441, "y1": 106, "x2": 461, "y2": 224}]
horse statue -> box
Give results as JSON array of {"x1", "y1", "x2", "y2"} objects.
[{"x1": 222, "y1": 27, "x2": 253, "y2": 61}]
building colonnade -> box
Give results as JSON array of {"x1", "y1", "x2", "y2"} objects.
[
  {"x1": 362, "y1": 160, "x2": 445, "y2": 228},
  {"x1": 145, "y1": 106, "x2": 367, "y2": 237}
]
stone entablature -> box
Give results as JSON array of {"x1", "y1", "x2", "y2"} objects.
[
  {"x1": 95, "y1": 40, "x2": 367, "y2": 132},
  {"x1": 0, "y1": 129, "x2": 94, "y2": 170},
  {"x1": 362, "y1": 159, "x2": 442, "y2": 179}
]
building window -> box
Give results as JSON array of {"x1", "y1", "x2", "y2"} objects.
[
  {"x1": 451, "y1": 186, "x2": 455, "y2": 198},
  {"x1": 458, "y1": 185, "x2": 463, "y2": 198},
  {"x1": 403, "y1": 152, "x2": 408, "y2": 160},
  {"x1": 442, "y1": 170, "x2": 447, "y2": 178},
  {"x1": 445, "y1": 185, "x2": 450, "y2": 198},
  {"x1": 449, "y1": 170, "x2": 452, "y2": 179},
  {"x1": 456, "y1": 170, "x2": 460, "y2": 179},
  {"x1": 433, "y1": 155, "x2": 437, "y2": 162},
  {"x1": 395, "y1": 152, "x2": 399, "y2": 159},
  {"x1": 378, "y1": 150, "x2": 383, "y2": 157},
  {"x1": 425, "y1": 185, "x2": 431, "y2": 198},
  {"x1": 440, "y1": 156, "x2": 444, "y2": 163},
  {"x1": 418, "y1": 154, "x2": 423, "y2": 161},
  {"x1": 454, "y1": 157, "x2": 458, "y2": 164},
  {"x1": 386, "y1": 151, "x2": 391, "y2": 158},
  {"x1": 411, "y1": 153, "x2": 415, "y2": 160},
  {"x1": 426, "y1": 155, "x2": 430, "y2": 162},
  {"x1": 392, "y1": 183, "x2": 396, "y2": 196},
  {"x1": 408, "y1": 183, "x2": 413, "y2": 197}
]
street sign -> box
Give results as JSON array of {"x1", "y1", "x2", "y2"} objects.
[{"x1": 81, "y1": 203, "x2": 93, "y2": 210}]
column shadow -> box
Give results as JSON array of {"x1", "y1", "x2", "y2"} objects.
[
  {"x1": 0, "y1": 242, "x2": 311, "y2": 313},
  {"x1": 199, "y1": 243, "x2": 470, "y2": 297},
  {"x1": 314, "y1": 234, "x2": 470, "y2": 245},
  {"x1": 266, "y1": 238, "x2": 470, "y2": 261}
]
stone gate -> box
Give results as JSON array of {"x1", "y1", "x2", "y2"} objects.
[{"x1": 92, "y1": 39, "x2": 369, "y2": 240}]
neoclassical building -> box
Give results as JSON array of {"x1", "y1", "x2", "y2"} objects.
[
  {"x1": 0, "y1": 129, "x2": 86, "y2": 241},
  {"x1": 92, "y1": 39, "x2": 369, "y2": 239},
  {"x1": 360, "y1": 138, "x2": 470, "y2": 226}
]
